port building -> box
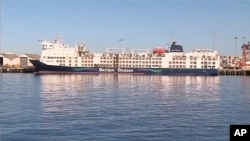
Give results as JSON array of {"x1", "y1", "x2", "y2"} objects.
[
  {"x1": 241, "y1": 42, "x2": 250, "y2": 71},
  {"x1": 0, "y1": 53, "x2": 40, "y2": 68}
]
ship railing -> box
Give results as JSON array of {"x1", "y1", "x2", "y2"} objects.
[
  {"x1": 131, "y1": 49, "x2": 149, "y2": 54},
  {"x1": 106, "y1": 48, "x2": 125, "y2": 54},
  {"x1": 192, "y1": 49, "x2": 215, "y2": 53}
]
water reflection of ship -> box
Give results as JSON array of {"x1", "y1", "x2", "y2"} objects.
[
  {"x1": 40, "y1": 74, "x2": 220, "y2": 96},
  {"x1": 40, "y1": 75, "x2": 220, "y2": 113}
]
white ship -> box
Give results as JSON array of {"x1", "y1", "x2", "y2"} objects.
[{"x1": 30, "y1": 35, "x2": 220, "y2": 75}]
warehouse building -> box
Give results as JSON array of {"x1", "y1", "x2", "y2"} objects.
[{"x1": 0, "y1": 53, "x2": 40, "y2": 68}]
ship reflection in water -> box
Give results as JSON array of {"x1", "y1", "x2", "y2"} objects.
[
  {"x1": 40, "y1": 75, "x2": 221, "y2": 114},
  {"x1": 38, "y1": 74, "x2": 223, "y2": 140}
]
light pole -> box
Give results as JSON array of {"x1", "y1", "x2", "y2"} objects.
[
  {"x1": 213, "y1": 30, "x2": 215, "y2": 51},
  {"x1": 118, "y1": 39, "x2": 124, "y2": 47},
  {"x1": 235, "y1": 36, "x2": 238, "y2": 56}
]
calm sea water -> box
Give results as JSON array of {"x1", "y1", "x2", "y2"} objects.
[{"x1": 0, "y1": 73, "x2": 250, "y2": 141}]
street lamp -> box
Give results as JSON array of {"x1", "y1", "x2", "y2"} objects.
[
  {"x1": 235, "y1": 36, "x2": 238, "y2": 56},
  {"x1": 118, "y1": 39, "x2": 124, "y2": 48},
  {"x1": 213, "y1": 30, "x2": 215, "y2": 51}
]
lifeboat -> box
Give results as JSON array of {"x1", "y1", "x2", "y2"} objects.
[{"x1": 153, "y1": 47, "x2": 167, "y2": 53}]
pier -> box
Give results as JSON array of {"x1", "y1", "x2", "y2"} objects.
[
  {"x1": 219, "y1": 69, "x2": 243, "y2": 75},
  {"x1": 219, "y1": 68, "x2": 250, "y2": 75},
  {"x1": 0, "y1": 66, "x2": 36, "y2": 73}
]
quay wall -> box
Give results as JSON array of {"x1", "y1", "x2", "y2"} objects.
[
  {"x1": 0, "y1": 67, "x2": 36, "y2": 73},
  {"x1": 219, "y1": 69, "x2": 250, "y2": 76}
]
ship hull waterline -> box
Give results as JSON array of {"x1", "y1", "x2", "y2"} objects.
[{"x1": 30, "y1": 60, "x2": 219, "y2": 76}]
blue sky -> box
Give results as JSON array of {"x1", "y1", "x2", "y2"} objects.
[{"x1": 1, "y1": 0, "x2": 250, "y2": 56}]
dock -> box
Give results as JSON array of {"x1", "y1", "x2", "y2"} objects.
[
  {"x1": 219, "y1": 68, "x2": 250, "y2": 75},
  {"x1": 0, "y1": 67, "x2": 36, "y2": 73}
]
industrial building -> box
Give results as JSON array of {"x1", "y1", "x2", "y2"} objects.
[
  {"x1": 241, "y1": 42, "x2": 250, "y2": 71},
  {"x1": 0, "y1": 53, "x2": 40, "y2": 68},
  {"x1": 220, "y1": 55, "x2": 241, "y2": 69}
]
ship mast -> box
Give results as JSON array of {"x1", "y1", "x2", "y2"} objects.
[{"x1": 55, "y1": 35, "x2": 61, "y2": 44}]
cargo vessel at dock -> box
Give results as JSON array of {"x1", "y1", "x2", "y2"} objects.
[{"x1": 30, "y1": 36, "x2": 220, "y2": 75}]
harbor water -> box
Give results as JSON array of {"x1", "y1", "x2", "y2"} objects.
[{"x1": 0, "y1": 74, "x2": 250, "y2": 141}]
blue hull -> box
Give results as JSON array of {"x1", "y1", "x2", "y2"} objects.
[{"x1": 30, "y1": 60, "x2": 218, "y2": 76}]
